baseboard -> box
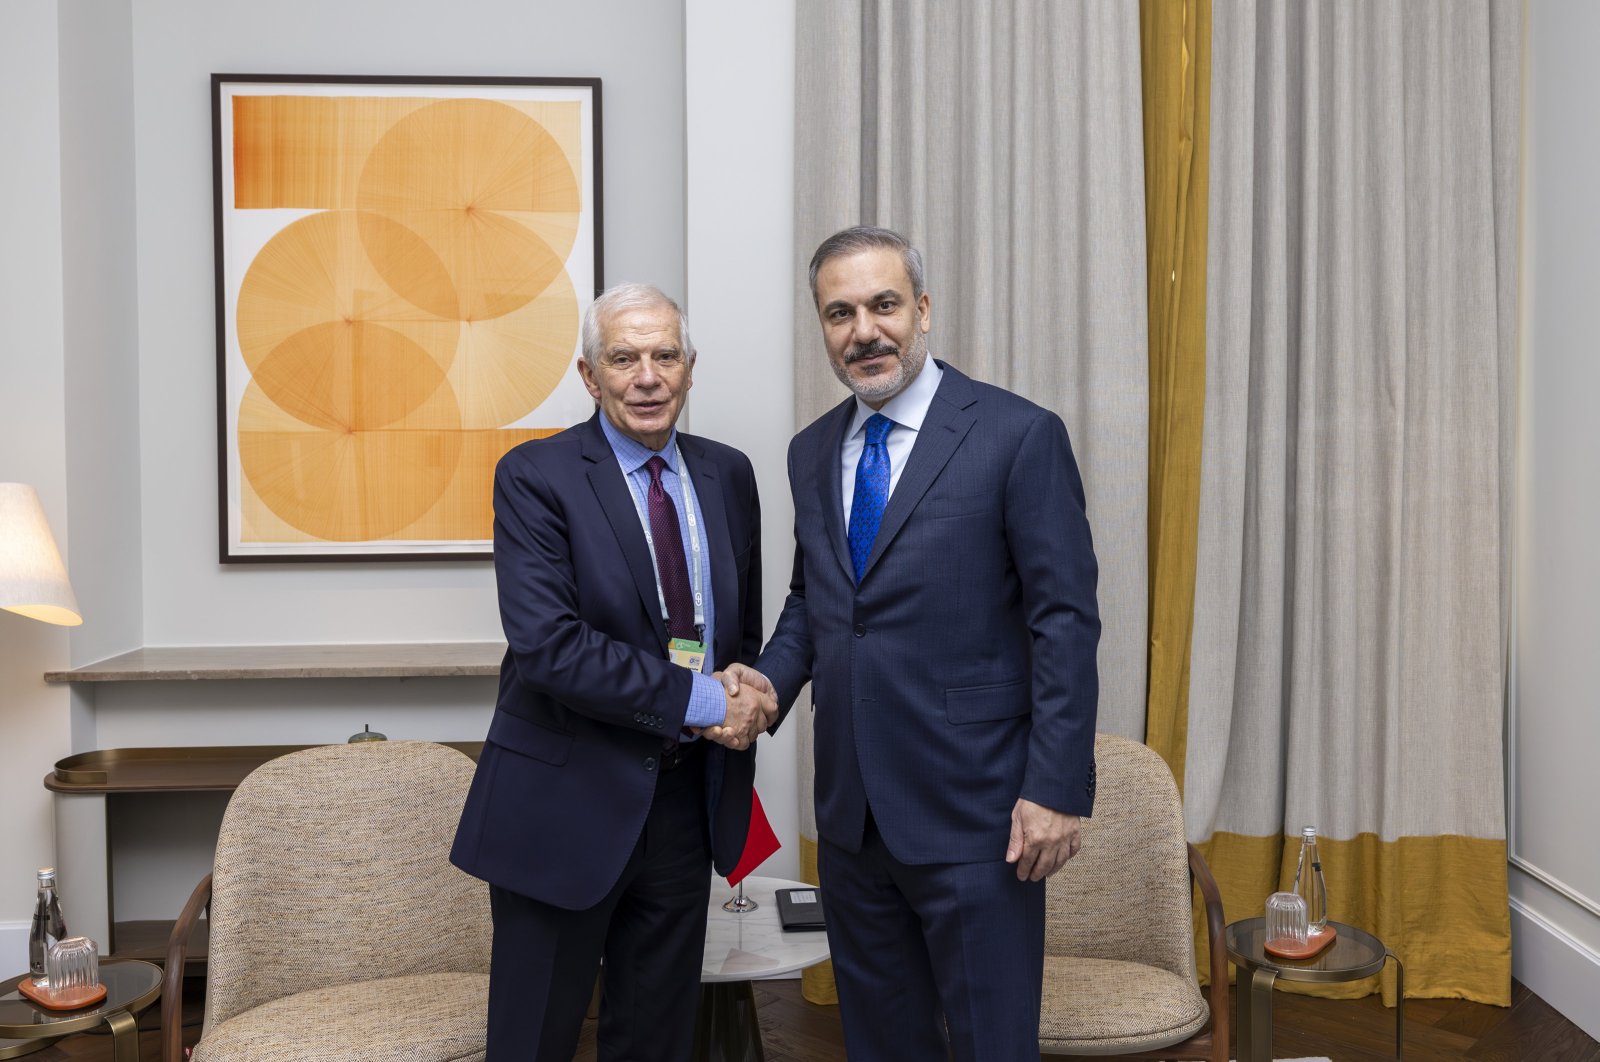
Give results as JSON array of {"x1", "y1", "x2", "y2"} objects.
[
  {"x1": 1510, "y1": 897, "x2": 1600, "y2": 1043},
  {"x1": 0, "y1": 921, "x2": 27, "y2": 978}
]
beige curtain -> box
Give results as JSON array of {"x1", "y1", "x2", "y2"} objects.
[
  {"x1": 792, "y1": 0, "x2": 1151, "y2": 1003},
  {"x1": 1184, "y1": 0, "x2": 1520, "y2": 1004}
]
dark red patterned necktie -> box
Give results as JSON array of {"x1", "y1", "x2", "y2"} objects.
[{"x1": 645, "y1": 456, "x2": 696, "y2": 640}]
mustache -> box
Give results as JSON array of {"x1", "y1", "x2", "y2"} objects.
[{"x1": 844, "y1": 341, "x2": 899, "y2": 364}]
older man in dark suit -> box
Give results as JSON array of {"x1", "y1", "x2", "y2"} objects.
[
  {"x1": 728, "y1": 227, "x2": 1100, "y2": 1061},
  {"x1": 452, "y1": 283, "x2": 776, "y2": 1061}
]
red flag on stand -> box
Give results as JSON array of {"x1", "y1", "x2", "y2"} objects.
[{"x1": 726, "y1": 788, "x2": 781, "y2": 886}]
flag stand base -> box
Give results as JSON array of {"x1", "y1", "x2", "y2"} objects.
[{"x1": 722, "y1": 881, "x2": 759, "y2": 913}]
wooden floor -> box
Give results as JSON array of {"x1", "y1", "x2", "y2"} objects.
[{"x1": 29, "y1": 976, "x2": 1599, "y2": 1061}]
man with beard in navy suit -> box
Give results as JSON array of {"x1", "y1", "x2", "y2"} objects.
[{"x1": 727, "y1": 228, "x2": 1100, "y2": 1061}]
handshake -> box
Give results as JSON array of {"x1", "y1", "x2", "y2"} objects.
[{"x1": 699, "y1": 663, "x2": 778, "y2": 751}]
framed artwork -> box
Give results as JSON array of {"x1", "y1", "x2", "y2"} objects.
[{"x1": 212, "y1": 74, "x2": 602, "y2": 561}]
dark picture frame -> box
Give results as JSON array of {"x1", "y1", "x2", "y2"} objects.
[{"x1": 212, "y1": 74, "x2": 603, "y2": 562}]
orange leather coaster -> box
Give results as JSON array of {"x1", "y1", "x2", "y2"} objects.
[
  {"x1": 17, "y1": 978, "x2": 107, "y2": 1011},
  {"x1": 1264, "y1": 923, "x2": 1338, "y2": 960}
]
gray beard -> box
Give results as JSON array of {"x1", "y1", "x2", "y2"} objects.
[{"x1": 833, "y1": 332, "x2": 928, "y2": 404}]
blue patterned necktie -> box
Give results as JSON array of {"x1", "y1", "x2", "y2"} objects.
[{"x1": 848, "y1": 414, "x2": 894, "y2": 584}]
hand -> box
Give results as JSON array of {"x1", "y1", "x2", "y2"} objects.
[
  {"x1": 703, "y1": 670, "x2": 775, "y2": 750},
  {"x1": 717, "y1": 664, "x2": 778, "y2": 731},
  {"x1": 1005, "y1": 799, "x2": 1081, "y2": 881}
]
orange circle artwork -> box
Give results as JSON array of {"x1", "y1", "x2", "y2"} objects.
[{"x1": 232, "y1": 95, "x2": 581, "y2": 545}]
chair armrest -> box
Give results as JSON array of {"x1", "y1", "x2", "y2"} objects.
[
  {"x1": 1188, "y1": 844, "x2": 1228, "y2": 1061},
  {"x1": 163, "y1": 873, "x2": 212, "y2": 1062}
]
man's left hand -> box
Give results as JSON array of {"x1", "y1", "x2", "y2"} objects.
[{"x1": 1005, "y1": 799, "x2": 1081, "y2": 881}]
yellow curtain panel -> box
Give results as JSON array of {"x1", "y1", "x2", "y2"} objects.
[
  {"x1": 799, "y1": 836, "x2": 839, "y2": 1005},
  {"x1": 1139, "y1": 0, "x2": 1211, "y2": 792}
]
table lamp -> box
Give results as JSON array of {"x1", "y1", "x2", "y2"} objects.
[{"x1": 0, "y1": 483, "x2": 82, "y2": 627}]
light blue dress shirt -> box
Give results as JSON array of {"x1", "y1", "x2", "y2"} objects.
[{"x1": 598, "y1": 412, "x2": 725, "y2": 731}]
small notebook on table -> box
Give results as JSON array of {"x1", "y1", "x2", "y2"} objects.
[{"x1": 775, "y1": 887, "x2": 827, "y2": 931}]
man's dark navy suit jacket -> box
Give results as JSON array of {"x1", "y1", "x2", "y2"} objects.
[
  {"x1": 452, "y1": 412, "x2": 763, "y2": 910},
  {"x1": 758, "y1": 361, "x2": 1100, "y2": 864}
]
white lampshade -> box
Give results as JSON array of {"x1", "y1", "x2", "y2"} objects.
[{"x1": 0, "y1": 483, "x2": 82, "y2": 626}]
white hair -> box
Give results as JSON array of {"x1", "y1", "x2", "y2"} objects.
[{"x1": 581, "y1": 283, "x2": 693, "y2": 367}]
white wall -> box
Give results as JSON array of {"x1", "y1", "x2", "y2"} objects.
[
  {"x1": 683, "y1": 0, "x2": 799, "y2": 881},
  {"x1": 0, "y1": 0, "x2": 73, "y2": 971},
  {"x1": 58, "y1": 0, "x2": 144, "y2": 733},
  {"x1": 129, "y1": 0, "x2": 687, "y2": 649},
  {"x1": 1511, "y1": 0, "x2": 1600, "y2": 1042}
]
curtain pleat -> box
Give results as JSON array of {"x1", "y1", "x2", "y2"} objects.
[{"x1": 1139, "y1": 0, "x2": 1212, "y2": 795}]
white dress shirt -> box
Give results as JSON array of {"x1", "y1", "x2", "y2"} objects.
[{"x1": 841, "y1": 356, "x2": 945, "y2": 525}]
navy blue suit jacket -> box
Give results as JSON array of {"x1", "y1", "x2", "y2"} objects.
[
  {"x1": 757, "y1": 362, "x2": 1099, "y2": 865},
  {"x1": 451, "y1": 413, "x2": 763, "y2": 910}
]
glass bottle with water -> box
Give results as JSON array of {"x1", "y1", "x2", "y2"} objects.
[
  {"x1": 1292, "y1": 826, "x2": 1328, "y2": 934},
  {"x1": 28, "y1": 867, "x2": 67, "y2": 985}
]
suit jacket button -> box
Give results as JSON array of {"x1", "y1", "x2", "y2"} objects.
[
  {"x1": 644, "y1": 757, "x2": 657, "y2": 772},
  {"x1": 853, "y1": 623, "x2": 866, "y2": 637}
]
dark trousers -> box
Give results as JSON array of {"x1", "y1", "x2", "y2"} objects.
[
  {"x1": 818, "y1": 814, "x2": 1046, "y2": 1062},
  {"x1": 487, "y1": 744, "x2": 712, "y2": 1061}
]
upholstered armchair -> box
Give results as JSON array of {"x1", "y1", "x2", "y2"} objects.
[
  {"x1": 163, "y1": 741, "x2": 490, "y2": 1062},
  {"x1": 1039, "y1": 733, "x2": 1229, "y2": 1060}
]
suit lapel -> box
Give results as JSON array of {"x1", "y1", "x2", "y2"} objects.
[
  {"x1": 580, "y1": 415, "x2": 668, "y2": 651},
  {"x1": 816, "y1": 398, "x2": 857, "y2": 582},
  {"x1": 862, "y1": 363, "x2": 978, "y2": 580},
  {"x1": 680, "y1": 435, "x2": 737, "y2": 666}
]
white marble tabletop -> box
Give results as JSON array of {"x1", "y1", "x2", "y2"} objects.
[{"x1": 702, "y1": 875, "x2": 832, "y2": 983}]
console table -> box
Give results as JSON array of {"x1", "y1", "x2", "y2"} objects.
[{"x1": 43, "y1": 643, "x2": 500, "y2": 965}]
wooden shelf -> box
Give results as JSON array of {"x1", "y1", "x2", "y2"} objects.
[
  {"x1": 113, "y1": 919, "x2": 209, "y2": 966},
  {"x1": 43, "y1": 642, "x2": 506, "y2": 683},
  {"x1": 45, "y1": 742, "x2": 483, "y2": 793}
]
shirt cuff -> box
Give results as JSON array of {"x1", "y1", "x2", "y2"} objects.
[{"x1": 684, "y1": 671, "x2": 727, "y2": 730}]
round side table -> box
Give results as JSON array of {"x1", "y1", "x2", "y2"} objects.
[
  {"x1": 1226, "y1": 917, "x2": 1403, "y2": 1062},
  {"x1": 0, "y1": 959, "x2": 162, "y2": 1061},
  {"x1": 697, "y1": 875, "x2": 832, "y2": 1062}
]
